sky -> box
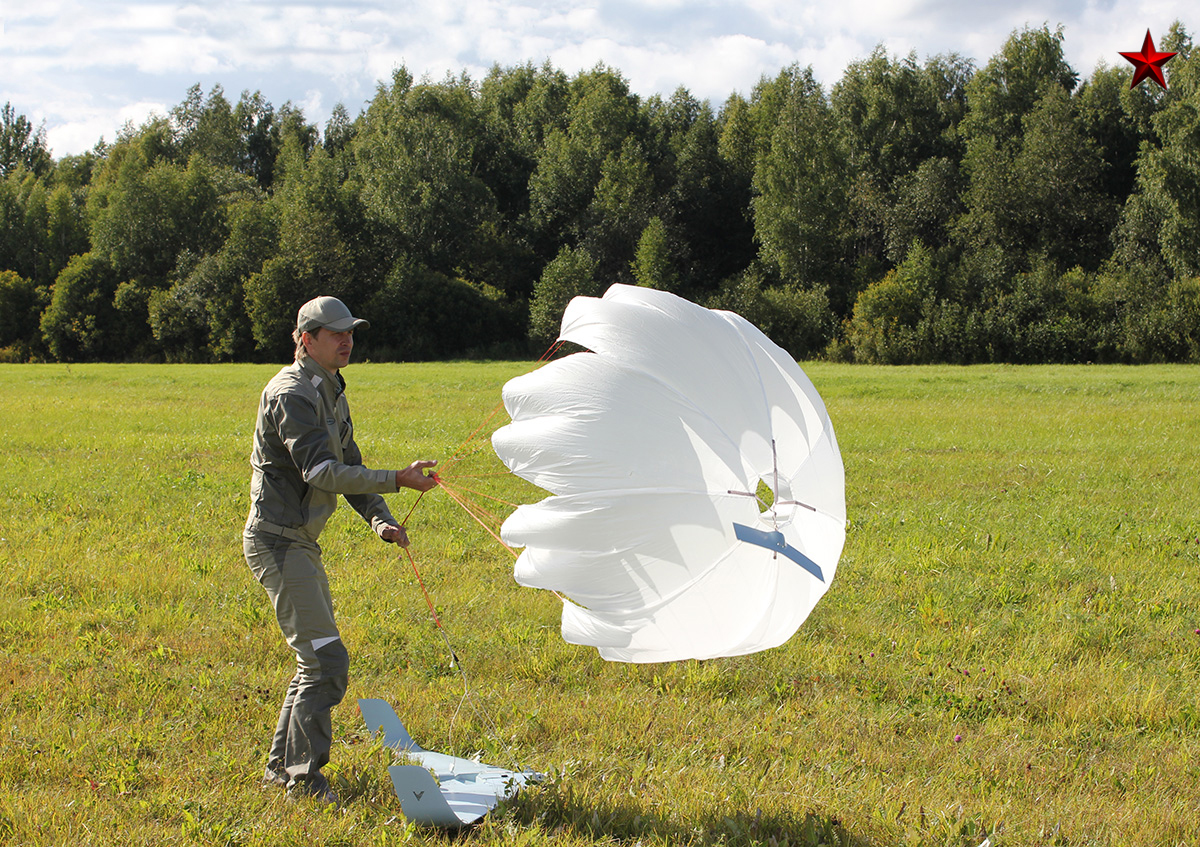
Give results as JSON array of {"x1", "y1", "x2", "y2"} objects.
[{"x1": 1, "y1": 1, "x2": 1194, "y2": 158}]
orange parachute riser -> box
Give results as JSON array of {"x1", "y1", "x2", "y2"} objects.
[
  {"x1": 434, "y1": 473, "x2": 519, "y2": 559},
  {"x1": 398, "y1": 338, "x2": 572, "y2": 648}
]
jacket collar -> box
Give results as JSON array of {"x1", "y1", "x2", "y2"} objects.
[{"x1": 296, "y1": 355, "x2": 346, "y2": 401}]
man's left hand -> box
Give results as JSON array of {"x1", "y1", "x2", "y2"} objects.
[{"x1": 379, "y1": 523, "x2": 411, "y2": 547}]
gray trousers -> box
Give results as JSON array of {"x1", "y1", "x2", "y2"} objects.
[{"x1": 244, "y1": 530, "x2": 349, "y2": 782}]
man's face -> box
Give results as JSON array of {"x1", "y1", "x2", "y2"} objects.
[{"x1": 303, "y1": 328, "x2": 354, "y2": 372}]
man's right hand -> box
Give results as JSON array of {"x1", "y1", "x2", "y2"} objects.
[{"x1": 397, "y1": 459, "x2": 439, "y2": 492}]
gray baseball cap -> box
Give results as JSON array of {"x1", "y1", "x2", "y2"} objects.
[{"x1": 297, "y1": 296, "x2": 369, "y2": 333}]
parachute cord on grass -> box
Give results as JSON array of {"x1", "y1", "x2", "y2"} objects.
[
  {"x1": 401, "y1": 477, "x2": 530, "y2": 769},
  {"x1": 399, "y1": 543, "x2": 466, "y2": 736},
  {"x1": 401, "y1": 541, "x2": 531, "y2": 770},
  {"x1": 399, "y1": 484, "x2": 467, "y2": 741}
]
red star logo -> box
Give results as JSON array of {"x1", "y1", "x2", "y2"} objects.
[{"x1": 1119, "y1": 29, "x2": 1176, "y2": 90}]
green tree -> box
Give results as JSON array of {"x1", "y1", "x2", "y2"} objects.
[
  {"x1": 833, "y1": 49, "x2": 972, "y2": 271},
  {"x1": 478, "y1": 63, "x2": 568, "y2": 211},
  {"x1": 273, "y1": 103, "x2": 319, "y2": 162},
  {"x1": 0, "y1": 269, "x2": 47, "y2": 359},
  {"x1": 234, "y1": 90, "x2": 281, "y2": 188},
  {"x1": 149, "y1": 195, "x2": 277, "y2": 361},
  {"x1": 1014, "y1": 87, "x2": 1115, "y2": 268},
  {"x1": 833, "y1": 47, "x2": 970, "y2": 190},
  {"x1": 717, "y1": 93, "x2": 756, "y2": 185},
  {"x1": 584, "y1": 137, "x2": 654, "y2": 280},
  {"x1": 632, "y1": 216, "x2": 679, "y2": 291},
  {"x1": 244, "y1": 140, "x2": 365, "y2": 358},
  {"x1": 954, "y1": 29, "x2": 1111, "y2": 285},
  {"x1": 715, "y1": 94, "x2": 760, "y2": 283},
  {"x1": 45, "y1": 182, "x2": 90, "y2": 282},
  {"x1": 88, "y1": 148, "x2": 226, "y2": 284},
  {"x1": 528, "y1": 245, "x2": 599, "y2": 345},
  {"x1": 172, "y1": 84, "x2": 241, "y2": 169},
  {"x1": 883, "y1": 157, "x2": 965, "y2": 264},
  {"x1": 1110, "y1": 275, "x2": 1200, "y2": 362},
  {"x1": 473, "y1": 63, "x2": 573, "y2": 297},
  {"x1": 0, "y1": 171, "x2": 43, "y2": 283},
  {"x1": 0, "y1": 172, "x2": 26, "y2": 276},
  {"x1": 979, "y1": 262, "x2": 1101, "y2": 363},
  {"x1": 355, "y1": 68, "x2": 500, "y2": 279},
  {"x1": 323, "y1": 102, "x2": 355, "y2": 157},
  {"x1": 645, "y1": 91, "x2": 752, "y2": 294},
  {"x1": 752, "y1": 66, "x2": 854, "y2": 310},
  {"x1": 959, "y1": 24, "x2": 1078, "y2": 146},
  {"x1": 707, "y1": 268, "x2": 837, "y2": 359},
  {"x1": 40, "y1": 252, "x2": 127, "y2": 361},
  {"x1": 847, "y1": 240, "x2": 941, "y2": 362},
  {"x1": 52, "y1": 148, "x2": 103, "y2": 191},
  {"x1": 364, "y1": 260, "x2": 525, "y2": 360},
  {"x1": 0, "y1": 103, "x2": 52, "y2": 178},
  {"x1": 1115, "y1": 24, "x2": 1200, "y2": 280},
  {"x1": 527, "y1": 65, "x2": 643, "y2": 254},
  {"x1": 19, "y1": 175, "x2": 50, "y2": 285},
  {"x1": 1075, "y1": 63, "x2": 1163, "y2": 202},
  {"x1": 0, "y1": 167, "x2": 88, "y2": 291}
]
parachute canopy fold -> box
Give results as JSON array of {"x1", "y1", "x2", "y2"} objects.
[{"x1": 492, "y1": 284, "x2": 845, "y2": 663}]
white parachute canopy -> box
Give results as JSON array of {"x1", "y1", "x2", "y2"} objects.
[{"x1": 492, "y1": 284, "x2": 845, "y2": 663}]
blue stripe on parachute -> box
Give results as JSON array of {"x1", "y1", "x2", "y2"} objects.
[{"x1": 732, "y1": 523, "x2": 825, "y2": 582}]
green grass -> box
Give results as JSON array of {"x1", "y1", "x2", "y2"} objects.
[{"x1": 2, "y1": 362, "x2": 1199, "y2": 846}]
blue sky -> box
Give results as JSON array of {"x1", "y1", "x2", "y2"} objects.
[{"x1": 1, "y1": 1, "x2": 1192, "y2": 157}]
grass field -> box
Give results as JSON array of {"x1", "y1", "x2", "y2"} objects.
[{"x1": 1, "y1": 361, "x2": 1198, "y2": 846}]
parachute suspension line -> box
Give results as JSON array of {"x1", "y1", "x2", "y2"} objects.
[
  {"x1": 401, "y1": 543, "x2": 455, "y2": 662},
  {"x1": 436, "y1": 475, "x2": 519, "y2": 559},
  {"x1": 770, "y1": 439, "x2": 780, "y2": 532},
  {"x1": 434, "y1": 337, "x2": 576, "y2": 558},
  {"x1": 443, "y1": 403, "x2": 507, "y2": 473},
  {"x1": 398, "y1": 483, "x2": 471, "y2": 695},
  {"x1": 394, "y1": 338, "x2": 574, "y2": 751},
  {"x1": 391, "y1": 339, "x2": 578, "y2": 762},
  {"x1": 398, "y1": 540, "x2": 472, "y2": 743},
  {"x1": 399, "y1": 477, "x2": 521, "y2": 762},
  {"x1": 441, "y1": 440, "x2": 498, "y2": 471},
  {"x1": 437, "y1": 480, "x2": 523, "y2": 510},
  {"x1": 537, "y1": 338, "x2": 567, "y2": 363},
  {"x1": 441, "y1": 337, "x2": 569, "y2": 478},
  {"x1": 400, "y1": 482, "x2": 430, "y2": 526},
  {"x1": 397, "y1": 485, "x2": 448, "y2": 654},
  {"x1": 400, "y1": 543, "x2": 525, "y2": 768}
]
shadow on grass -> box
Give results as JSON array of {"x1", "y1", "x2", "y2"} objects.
[{"x1": 495, "y1": 778, "x2": 870, "y2": 846}]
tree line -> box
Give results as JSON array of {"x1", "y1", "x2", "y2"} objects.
[{"x1": 2, "y1": 23, "x2": 1200, "y2": 365}]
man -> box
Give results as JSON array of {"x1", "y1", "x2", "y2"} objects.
[{"x1": 243, "y1": 295, "x2": 438, "y2": 803}]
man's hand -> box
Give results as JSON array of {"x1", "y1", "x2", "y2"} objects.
[
  {"x1": 397, "y1": 459, "x2": 439, "y2": 492},
  {"x1": 378, "y1": 523, "x2": 411, "y2": 547}
]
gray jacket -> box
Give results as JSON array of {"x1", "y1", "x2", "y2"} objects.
[{"x1": 245, "y1": 355, "x2": 397, "y2": 544}]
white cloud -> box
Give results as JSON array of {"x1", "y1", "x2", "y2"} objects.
[
  {"x1": 45, "y1": 100, "x2": 169, "y2": 158},
  {"x1": 3, "y1": 0, "x2": 1197, "y2": 155}
]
